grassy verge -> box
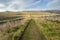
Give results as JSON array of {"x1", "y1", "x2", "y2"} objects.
[
  {"x1": 35, "y1": 19, "x2": 60, "y2": 40},
  {"x1": 4, "y1": 20, "x2": 30, "y2": 40}
]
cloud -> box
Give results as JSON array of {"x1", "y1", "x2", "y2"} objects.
[
  {"x1": 0, "y1": 4, "x2": 5, "y2": 7},
  {"x1": 0, "y1": 0, "x2": 60, "y2": 11},
  {"x1": 6, "y1": 0, "x2": 41, "y2": 10},
  {"x1": 46, "y1": 0, "x2": 60, "y2": 9},
  {"x1": 0, "y1": 0, "x2": 41, "y2": 11},
  {"x1": 0, "y1": 3, "x2": 6, "y2": 10},
  {"x1": 0, "y1": 0, "x2": 12, "y2": 3}
]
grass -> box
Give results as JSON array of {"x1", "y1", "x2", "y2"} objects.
[
  {"x1": 0, "y1": 11, "x2": 60, "y2": 40},
  {"x1": 0, "y1": 16, "x2": 21, "y2": 21},
  {"x1": 21, "y1": 19, "x2": 44, "y2": 40},
  {"x1": 7, "y1": 20, "x2": 29, "y2": 40},
  {"x1": 35, "y1": 19, "x2": 60, "y2": 40}
]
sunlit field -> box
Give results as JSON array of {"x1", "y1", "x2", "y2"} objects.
[{"x1": 0, "y1": 11, "x2": 60, "y2": 40}]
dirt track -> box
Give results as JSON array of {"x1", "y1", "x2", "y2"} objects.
[{"x1": 19, "y1": 20, "x2": 47, "y2": 40}]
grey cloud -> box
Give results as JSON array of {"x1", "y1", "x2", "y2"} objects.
[
  {"x1": 0, "y1": 0, "x2": 13, "y2": 7},
  {"x1": 0, "y1": 0, "x2": 12, "y2": 3}
]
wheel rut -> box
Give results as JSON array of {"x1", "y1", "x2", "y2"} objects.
[{"x1": 19, "y1": 19, "x2": 47, "y2": 40}]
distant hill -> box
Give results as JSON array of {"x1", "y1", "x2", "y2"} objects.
[{"x1": 44, "y1": 10, "x2": 60, "y2": 14}]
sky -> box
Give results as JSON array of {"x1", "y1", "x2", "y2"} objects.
[{"x1": 0, "y1": 0, "x2": 60, "y2": 11}]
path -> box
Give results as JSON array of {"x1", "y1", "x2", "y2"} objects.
[{"x1": 19, "y1": 19, "x2": 47, "y2": 40}]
